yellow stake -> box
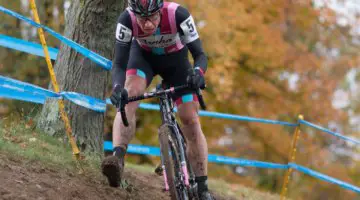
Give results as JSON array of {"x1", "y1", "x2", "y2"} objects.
[
  {"x1": 280, "y1": 115, "x2": 303, "y2": 199},
  {"x1": 29, "y1": 0, "x2": 82, "y2": 162}
]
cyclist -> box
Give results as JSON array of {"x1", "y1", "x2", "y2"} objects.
[{"x1": 102, "y1": 1, "x2": 214, "y2": 199}]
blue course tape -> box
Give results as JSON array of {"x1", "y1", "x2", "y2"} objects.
[
  {"x1": 104, "y1": 142, "x2": 161, "y2": 156},
  {"x1": 0, "y1": 34, "x2": 58, "y2": 60},
  {"x1": 0, "y1": 85, "x2": 47, "y2": 104},
  {"x1": 2, "y1": 78, "x2": 360, "y2": 193},
  {"x1": 139, "y1": 102, "x2": 161, "y2": 111},
  {"x1": 199, "y1": 111, "x2": 297, "y2": 127},
  {"x1": 107, "y1": 99, "x2": 297, "y2": 126},
  {"x1": 299, "y1": 119, "x2": 360, "y2": 145},
  {"x1": 103, "y1": 141, "x2": 113, "y2": 151},
  {"x1": 0, "y1": 76, "x2": 107, "y2": 113},
  {"x1": 60, "y1": 92, "x2": 106, "y2": 113},
  {"x1": 107, "y1": 98, "x2": 162, "y2": 111},
  {"x1": 0, "y1": 75, "x2": 59, "y2": 98},
  {"x1": 207, "y1": 154, "x2": 288, "y2": 169},
  {"x1": 104, "y1": 141, "x2": 288, "y2": 168},
  {"x1": 0, "y1": 6, "x2": 112, "y2": 70},
  {"x1": 0, "y1": 33, "x2": 297, "y2": 126},
  {"x1": 289, "y1": 163, "x2": 360, "y2": 193}
]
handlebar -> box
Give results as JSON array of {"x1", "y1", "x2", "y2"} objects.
[{"x1": 118, "y1": 84, "x2": 206, "y2": 127}]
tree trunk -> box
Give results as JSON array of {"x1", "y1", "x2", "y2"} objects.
[{"x1": 37, "y1": 0, "x2": 125, "y2": 153}]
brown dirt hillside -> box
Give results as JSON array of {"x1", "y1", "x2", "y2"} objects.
[{"x1": 0, "y1": 153, "x2": 236, "y2": 200}]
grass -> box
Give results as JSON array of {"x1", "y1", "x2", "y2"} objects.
[
  {"x1": 0, "y1": 118, "x2": 289, "y2": 200},
  {"x1": 208, "y1": 179, "x2": 287, "y2": 200}
]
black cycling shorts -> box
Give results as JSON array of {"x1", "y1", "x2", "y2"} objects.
[{"x1": 126, "y1": 40, "x2": 198, "y2": 105}]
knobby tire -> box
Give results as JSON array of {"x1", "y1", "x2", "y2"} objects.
[{"x1": 159, "y1": 124, "x2": 188, "y2": 200}]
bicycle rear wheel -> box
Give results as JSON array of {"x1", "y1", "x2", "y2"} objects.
[{"x1": 159, "y1": 124, "x2": 188, "y2": 200}]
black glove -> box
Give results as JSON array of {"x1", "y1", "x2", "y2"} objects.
[
  {"x1": 110, "y1": 85, "x2": 128, "y2": 108},
  {"x1": 187, "y1": 68, "x2": 206, "y2": 90}
]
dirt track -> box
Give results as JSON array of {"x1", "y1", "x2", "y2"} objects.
[{"x1": 0, "y1": 154, "x2": 237, "y2": 200}]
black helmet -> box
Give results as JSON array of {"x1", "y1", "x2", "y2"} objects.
[{"x1": 129, "y1": 0, "x2": 164, "y2": 17}]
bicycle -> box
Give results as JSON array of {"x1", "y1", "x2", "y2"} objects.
[{"x1": 119, "y1": 79, "x2": 206, "y2": 200}]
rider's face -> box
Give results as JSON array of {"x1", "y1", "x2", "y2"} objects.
[{"x1": 136, "y1": 11, "x2": 161, "y2": 35}]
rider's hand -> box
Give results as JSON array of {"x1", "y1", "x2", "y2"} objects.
[
  {"x1": 187, "y1": 68, "x2": 206, "y2": 90},
  {"x1": 110, "y1": 85, "x2": 128, "y2": 108}
]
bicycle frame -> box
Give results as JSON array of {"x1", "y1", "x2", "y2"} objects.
[
  {"x1": 119, "y1": 82, "x2": 206, "y2": 200},
  {"x1": 158, "y1": 88, "x2": 191, "y2": 188}
]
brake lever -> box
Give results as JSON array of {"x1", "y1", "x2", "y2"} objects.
[
  {"x1": 196, "y1": 88, "x2": 206, "y2": 110},
  {"x1": 120, "y1": 105, "x2": 129, "y2": 127}
]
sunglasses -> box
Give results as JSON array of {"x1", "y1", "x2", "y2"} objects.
[{"x1": 135, "y1": 11, "x2": 160, "y2": 23}]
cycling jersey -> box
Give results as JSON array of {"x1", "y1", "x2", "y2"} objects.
[{"x1": 112, "y1": 2, "x2": 207, "y2": 89}]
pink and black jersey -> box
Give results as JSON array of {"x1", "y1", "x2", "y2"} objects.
[
  {"x1": 112, "y1": 2, "x2": 207, "y2": 89},
  {"x1": 128, "y1": 3, "x2": 184, "y2": 54},
  {"x1": 116, "y1": 2, "x2": 199, "y2": 54}
]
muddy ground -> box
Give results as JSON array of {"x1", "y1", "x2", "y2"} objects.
[{"x1": 0, "y1": 153, "x2": 237, "y2": 200}]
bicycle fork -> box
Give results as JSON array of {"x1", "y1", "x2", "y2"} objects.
[
  {"x1": 161, "y1": 163, "x2": 189, "y2": 191},
  {"x1": 161, "y1": 125, "x2": 190, "y2": 191},
  {"x1": 162, "y1": 163, "x2": 170, "y2": 191}
]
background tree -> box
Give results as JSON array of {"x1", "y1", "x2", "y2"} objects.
[{"x1": 36, "y1": 0, "x2": 126, "y2": 153}]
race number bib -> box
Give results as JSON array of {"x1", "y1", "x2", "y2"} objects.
[
  {"x1": 115, "y1": 23, "x2": 132, "y2": 43},
  {"x1": 180, "y1": 16, "x2": 199, "y2": 44}
]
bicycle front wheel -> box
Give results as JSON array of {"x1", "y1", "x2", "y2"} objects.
[{"x1": 159, "y1": 124, "x2": 188, "y2": 200}]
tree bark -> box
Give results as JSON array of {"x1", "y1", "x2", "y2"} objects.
[{"x1": 37, "y1": 0, "x2": 125, "y2": 153}]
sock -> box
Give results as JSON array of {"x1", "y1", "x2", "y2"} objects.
[
  {"x1": 195, "y1": 176, "x2": 208, "y2": 194},
  {"x1": 113, "y1": 146, "x2": 127, "y2": 159}
]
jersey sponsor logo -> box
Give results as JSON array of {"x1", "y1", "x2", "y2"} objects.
[
  {"x1": 116, "y1": 23, "x2": 132, "y2": 43},
  {"x1": 180, "y1": 16, "x2": 199, "y2": 44},
  {"x1": 137, "y1": 33, "x2": 179, "y2": 48}
]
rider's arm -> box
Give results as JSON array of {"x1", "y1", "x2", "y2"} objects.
[
  {"x1": 112, "y1": 11, "x2": 133, "y2": 89},
  {"x1": 176, "y1": 6, "x2": 208, "y2": 74}
]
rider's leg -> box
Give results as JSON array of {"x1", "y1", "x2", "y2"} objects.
[
  {"x1": 103, "y1": 40, "x2": 154, "y2": 187},
  {"x1": 112, "y1": 40, "x2": 153, "y2": 159},
  {"x1": 112, "y1": 75, "x2": 147, "y2": 154},
  {"x1": 177, "y1": 100, "x2": 209, "y2": 193},
  {"x1": 102, "y1": 75, "x2": 147, "y2": 187}
]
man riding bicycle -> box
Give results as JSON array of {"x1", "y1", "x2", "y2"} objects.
[{"x1": 102, "y1": 1, "x2": 214, "y2": 199}]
